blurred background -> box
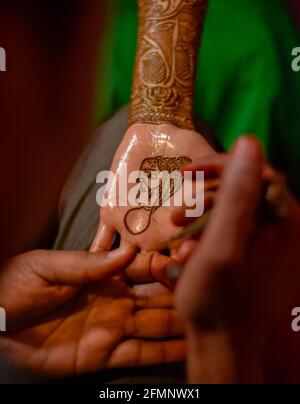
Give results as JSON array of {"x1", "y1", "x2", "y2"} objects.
[{"x1": 0, "y1": 0, "x2": 300, "y2": 262}]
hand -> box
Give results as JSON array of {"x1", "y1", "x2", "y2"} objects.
[
  {"x1": 0, "y1": 248, "x2": 185, "y2": 376},
  {"x1": 91, "y1": 123, "x2": 217, "y2": 254},
  {"x1": 174, "y1": 136, "x2": 300, "y2": 383}
]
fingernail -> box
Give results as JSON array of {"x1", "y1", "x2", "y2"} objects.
[
  {"x1": 177, "y1": 240, "x2": 197, "y2": 260},
  {"x1": 167, "y1": 264, "x2": 182, "y2": 281},
  {"x1": 232, "y1": 136, "x2": 263, "y2": 165}
]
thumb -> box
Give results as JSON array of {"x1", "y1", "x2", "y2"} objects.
[
  {"x1": 201, "y1": 135, "x2": 264, "y2": 257},
  {"x1": 176, "y1": 136, "x2": 264, "y2": 325},
  {"x1": 36, "y1": 246, "x2": 136, "y2": 286},
  {"x1": 90, "y1": 221, "x2": 115, "y2": 252}
]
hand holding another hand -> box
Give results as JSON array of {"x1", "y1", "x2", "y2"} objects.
[{"x1": 0, "y1": 246, "x2": 185, "y2": 376}]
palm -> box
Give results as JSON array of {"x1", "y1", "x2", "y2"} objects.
[
  {"x1": 2, "y1": 273, "x2": 183, "y2": 376},
  {"x1": 93, "y1": 123, "x2": 217, "y2": 253}
]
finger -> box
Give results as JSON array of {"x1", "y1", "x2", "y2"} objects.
[
  {"x1": 185, "y1": 137, "x2": 263, "y2": 285},
  {"x1": 107, "y1": 339, "x2": 186, "y2": 368},
  {"x1": 125, "y1": 251, "x2": 177, "y2": 285},
  {"x1": 171, "y1": 192, "x2": 215, "y2": 227},
  {"x1": 166, "y1": 241, "x2": 198, "y2": 289},
  {"x1": 183, "y1": 154, "x2": 228, "y2": 178},
  {"x1": 189, "y1": 136, "x2": 264, "y2": 272},
  {"x1": 90, "y1": 221, "x2": 115, "y2": 252},
  {"x1": 176, "y1": 239, "x2": 198, "y2": 263},
  {"x1": 170, "y1": 248, "x2": 178, "y2": 258},
  {"x1": 130, "y1": 309, "x2": 184, "y2": 339},
  {"x1": 120, "y1": 238, "x2": 137, "y2": 250},
  {"x1": 170, "y1": 239, "x2": 198, "y2": 264},
  {"x1": 185, "y1": 153, "x2": 276, "y2": 184},
  {"x1": 39, "y1": 246, "x2": 136, "y2": 286},
  {"x1": 132, "y1": 283, "x2": 174, "y2": 309},
  {"x1": 204, "y1": 178, "x2": 222, "y2": 191},
  {"x1": 175, "y1": 137, "x2": 264, "y2": 326}
]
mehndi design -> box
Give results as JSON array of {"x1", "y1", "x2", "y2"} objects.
[
  {"x1": 129, "y1": 0, "x2": 208, "y2": 130},
  {"x1": 125, "y1": 0, "x2": 207, "y2": 236},
  {"x1": 124, "y1": 155, "x2": 192, "y2": 235}
]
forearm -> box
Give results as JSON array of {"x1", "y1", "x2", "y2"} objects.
[{"x1": 129, "y1": 0, "x2": 208, "y2": 130}]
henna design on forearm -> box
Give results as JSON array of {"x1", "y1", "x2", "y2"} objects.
[
  {"x1": 125, "y1": 155, "x2": 192, "y2": 235},
  {"x1": 129, "y1": 0, "x2": 208, "y2": 130}
]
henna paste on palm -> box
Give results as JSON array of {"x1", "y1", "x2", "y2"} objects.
[
  {"x1": 125, "y1": 1, "x2": 208, "y2": 235},
  {"x1": 129, "y1": 0, "x2": 208, "y2": 130},
  {"x1": 125, "y1": 155, "x2": 192, "y2": 235}
]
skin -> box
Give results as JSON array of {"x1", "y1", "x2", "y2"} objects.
[
  {"x1": 129, "y1": 0, "x2": 208, "y2": 129},
  {"x1": 0, "y1": 0, "x2": 211, "y2": 374},
  {"x1": 92, "y1": 124, "x2": 217, "y2": 253},
  {"x1": 89, "y1": 1, "x2": 215, "y2": 377},
  {"x1": 92, "y1": 0, "x2": 213, "y2": 254},
  {"x1": 1, "y1": 1, "x2": 203, "y2": 377},
  {"x1": 174, "y1": 136, "x2": 300, "y2": 384},
  {"x1": 0, "y1": 247, "x2": 185, "y2": 377}
]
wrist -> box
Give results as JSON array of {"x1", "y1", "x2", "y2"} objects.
[{"x1": 130, "y1": 0, "x2": 208, "y2": 129}]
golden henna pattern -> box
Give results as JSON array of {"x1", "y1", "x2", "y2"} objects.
[
  {"x1": 129, "y1": 0, "x2": 208, "y2": 129},
  {"x1": 124, "y1": 155, "x2": 192, "y2": 235}
]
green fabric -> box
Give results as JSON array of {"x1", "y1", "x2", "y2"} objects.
[{"x1": 95, "y1": 0, "x2": 300, "y2": 197}]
